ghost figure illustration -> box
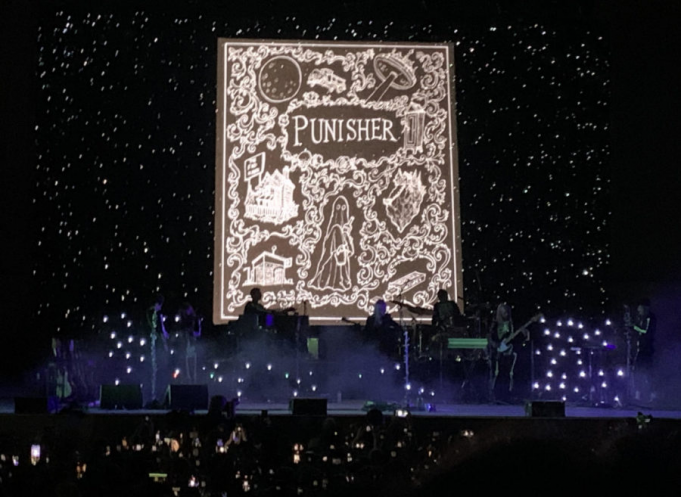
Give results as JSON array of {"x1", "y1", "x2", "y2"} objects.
[{"x1": 309, "y1": 196, "x2": 355, "y2": 292}]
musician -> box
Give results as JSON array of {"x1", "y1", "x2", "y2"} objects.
[
  {"x1": 364, "y1": 299, "x2": 401, "y2": 358},
  {"x1": 177, "y1": 302, "x2": 202, "y2": 384},
  {"x1": 628, "y1": 299, "x2": 656, "y2": 403},
  {"x1": 146, "y1": 293, "x2": 169, "y2": 403},
  {"x1": 432, "y1": 289, "x2": 464, "y2": 332},
  {"x1": 243, "y1": 287, "x2": 296, "y2": 323},
  {"x1": 487, "y1": 303, "x2": 528, "y2": 403}
]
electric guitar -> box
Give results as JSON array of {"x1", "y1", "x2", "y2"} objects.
[{"x1": 495, "y1": 313, "x2": 543, "y2": 353}]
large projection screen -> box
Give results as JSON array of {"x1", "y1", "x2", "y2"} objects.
[{"x1": 214, "y1": 39, "x2": 462, "y2": 324}]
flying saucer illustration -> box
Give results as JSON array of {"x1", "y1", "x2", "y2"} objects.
[{"x1": 368, "y1": 52, "x2": 417, "y2": 101}]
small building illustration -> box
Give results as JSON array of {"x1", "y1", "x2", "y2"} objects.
[
  {"x1": 403, "y1": 102, "x2": 426, "y2": 153},
  {"x1": 245, "y1": 166, "x2": 298, "y2": 225},
  {"x1": 244, "y1": 247, "x2": 293, "y2": 286}
]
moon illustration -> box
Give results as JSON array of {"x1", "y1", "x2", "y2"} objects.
[{"x1": 258, "y1": 55, "x2": 303, "y2": 104}]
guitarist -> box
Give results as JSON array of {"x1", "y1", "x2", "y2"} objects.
[
  {"x1": 625, "y1": 299, "x2": 656, "y2": 403},
  {"x1": 487, "y1": 303, "x2": 539, "y2": 403}
]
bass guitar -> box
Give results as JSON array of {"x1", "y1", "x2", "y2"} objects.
[{"x1": 496, "y1": 313, "x2": 543, "y2": 353}]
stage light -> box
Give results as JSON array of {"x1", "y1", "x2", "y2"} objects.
[
  {"x1": 103, "y1": 316, "x2": 109, "y2": 323},
  {"x1": 237, "y1": 390, "x2": 242, "y2": 397},
  {"x1": 430, "y1": 390, "x2": 435, "y2": 396},
  {"x1": 308, "y1": 371, "x2": 313, "y2": 376},
  {"x1": 127, "y1": 336, "x2": 133, "y2": 343},
  {"x1": 535, "y1": 349, "x2": 542, "y2": 355},
  {"x1": 568, "y1": 336, "x2": 574, "y2": 343},
  {"x1": 108, "y1": 351, "x2": 114, "y2": 358},
  {"x1": 395, "y1": 363, "x2": 401, "y2": 370},
  {"x1": 127, "y1": 321, "x2": 132, "y2": 328},
  {"x1": 139, "y1": 338, "x2": 146, "y2": 346},
  {"x1": 554, "y1": 332, "x2": 560, "y2": 338},
  {"x1": 406, "y1": 383, "x2": 412, "y2": 390},
  {"x1": 115, "y1": 379, "x2": 120, "y2": 386},
  {"x1": 567, "y1": 319, "x2": 574, "y2": 327},
  {"x1": 606, "y1": 319, "x2": 612, "y2": 326},
  {"x1": 117, "y1": 341, "x2": 122, "y2": 349},
  {"x1": 544, "y1": 329, "x2": 551, "y2": 336},
  {"x1": 237, "y1": 377, "x2": 244, "y2": 383},
  {"x1": 110, "y1": 331, "x2": 116, "y2": 339},
  {"x1": 583, "y1": 333, "x2": 589, "y2": 340},
  {"x1": 557, "y1": 320, "x2": 563, "y2": 327},
  {"x1": 598, "y1": 370, "x2": 604, "y2": 376},
  {"x1": 419, "y1": 387, "x2": 425, "y2": 394},
  {"x1": 617, "y1": 369, "x2": 624, "y2": 377},
  {"x1": 267, "y1": 363, "x2": 272, "y2": 371},
  {"x1": 214, "y1": 363, "x2": 219, "y2": 369},
  {"x1": 121, "y1": 313, "x2": 126, "y2": 319},
  {"x1": 550, "y1": 358, "x2": 557, "y2": 365},
  {"x1": 561, "y1": 373, "x2": 567, "y2": 379},
  {"x1": 547, "y1": 344, "x2": 554, "y2": 351},
  {"x1": 173, "y1": 369, "x2": 180, "y2": 378},
  {"x1": 293, "y1": 390, "x2": 298, "y2": 397},
  {"x1": 560, "y1": 349, "x2": 566, "y2": 356},
  {"x1": 125, "y1": 352, "x2": 131, "y2": 359},
  {"x1": 126, "y1": 367, "x2": 132, "y2": 374},
  {"x1": 245, "y1": 362, "x2": 251, "y2": 369},
  {"x1": 601, "y1": 382, "x2": 607, "y2": 388},
  {"x1": 297, "y1": 378, "x2": 302, "y2": 384},
  {"x1": 174, "y1": 315, "x2": 180, "y2": 322},
  {"x1": 579, "y1": 371, "x2": 586, "y2": 378},
  {"x1": 539, "y1": 316, "x2": 546, "y2": 323},
  {"x1": 574, "y1": 387, "x2": 580, "y2": 393},
  {"x1": 218, "y1": 376, "x2": 223, "y2": 382},
  {"x1": 577, "y1": 359, "x2": 583, "y2": 365},
  {"x1": 559, "y1": 382, "x2": 566, "y2": 389},
  {"x1": 594, "y1": 329, "x2": 601, "y2": 336},
  {"x1": 140, "y1": 356, "x2": 145, "y2": 362},
  {"x1": 533, "y1": 382, "x2": 540, "y2": 389},
  {"x1": 312, "y1": 385, "x2": 317, "y2": 392},
  {"x1": 546, "y1": 371, "x2": 553, "y2": 378},
  {"x1": 578, "y1": 322, "x2": 584, "y2": 329},
  {"x1": 545, "y1": 384, "x2": 552, "y2": 391}
]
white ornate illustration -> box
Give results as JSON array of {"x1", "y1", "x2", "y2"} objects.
[
  {"x1": 367, "y1": 51, "x2": 417, "y2": 101},
  {"x1": 258, "y1": 55, "x2": 302, "y2": 103},
  {"x1": 244, "y1": 162, "x2": 299, "y2": 225},
  {"x1": 308, "y1": 68, "x2": 347, "y2": 94},
  {"x1": 386, "y1": 271, "x2": 427, "y2": 300},
  {"x1": 215, "y1": 40, "x2": 461, "y2": 322},
  {"x1": 383, "y1": 170, "x2": 427, "y2": 233},
  {"x1": 403, "y1": 102, "x2": 426, "y2": 152},
  {"x1": 309, "y1": 196, "x2": 355, "y2": 292},
  {"x1": 244, "y1": 247, "x2": 293, "y2": 286}
]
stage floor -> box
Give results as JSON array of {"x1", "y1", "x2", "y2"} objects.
[{"x1": 2, "y1": 397, "x2": 680, "y2": 419}]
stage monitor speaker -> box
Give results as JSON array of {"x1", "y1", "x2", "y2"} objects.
[
  {"x1": 14, "y1": 397, "x2": 58, "y2": 414},
  {"x1": 525, "y1": 400, "x2": 565, "y2": 418},
  {"x1": 100, "y1": 384, "x2": 143, "y2": 410},
  {"x1": 165, "y1": 384, "x2": 209, "y2": 411},
  {"x1": 290, "y1": 398, "x2": 327, "y2": 416}
]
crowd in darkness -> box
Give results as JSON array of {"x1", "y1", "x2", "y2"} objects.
[{"x1": 1, "y1": 402, "x2": 680, "y2": 496}]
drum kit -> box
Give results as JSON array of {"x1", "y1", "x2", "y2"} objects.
[{"x1": 389, "y1": 300, "x2": 488, "y2": 362}]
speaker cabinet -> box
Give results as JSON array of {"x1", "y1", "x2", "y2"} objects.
[
  {"x1": 100, "y1": 384, "x2": 143, "y2": 410},
  {"x1": 165, "y1": 384, "x2": 209, "y2": 411},
  {"x1": 525, "y1": 400, "x2": 565, "y2": 417},
  {"x1": 290, "y1": 398, "x2": 327, "y2": 416}
]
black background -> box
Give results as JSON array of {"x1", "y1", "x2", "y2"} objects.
[{"x1": 1, "y1": 0, "x2": 680, "y2": 380}]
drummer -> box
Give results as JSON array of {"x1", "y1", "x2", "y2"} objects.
[{"x1": 432, "y1": 289, "x2": 464, "y2": 333}]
